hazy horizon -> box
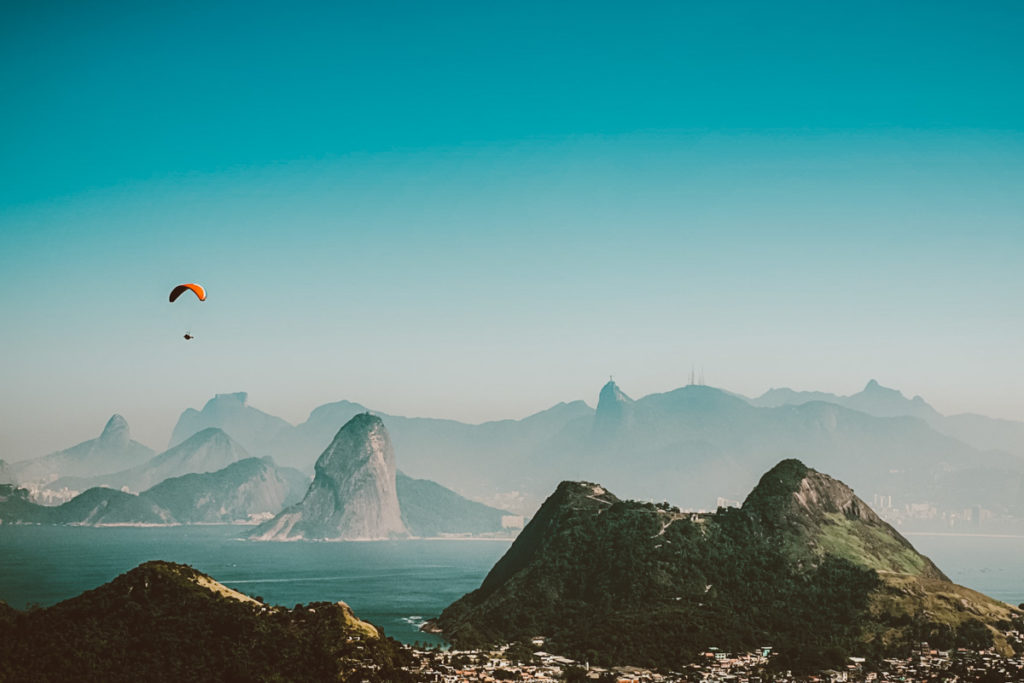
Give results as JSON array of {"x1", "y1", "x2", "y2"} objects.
[
  {"x1": 2, "y1": 1, "x2": 1022, "y2": 458},
  {"x1": 1, "y1": 375, "x2": 1017, "y2": 462}
]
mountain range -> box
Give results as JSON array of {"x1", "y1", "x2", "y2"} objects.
[
  {"x1": 148, "y1": 381, "x2": 1024, "y2": 522},
  {"x1": 47, "y1": 426, "x2": 261, "y2": 496},
  {"x1": 8, "y1": 379, "x2": 1024, "y2": 526},
  {"x1": 2, "y1": 419, "x2": 515, "y2": 535},
  {"x1": 0, "y1": 457, "x2": 307, "y2": 525},
  {"x1": 166, "y1": 391, "x2": 593, "y2": 512},
  {"x1": 249, "y1": 413, "x2": 518, "y2": 540},
  {"x1": 436, "y1": 459, "x2": 1024, "y2": 672},
  {"x1": 10, "y1": 415, "x2": 154, "y2": 485},
  {"x1": 751, "y1": 379, "x2": 1024, "y2": 457},
  {"x1": 533, "y1": 381, "x2": 1024, "y2": 520}
]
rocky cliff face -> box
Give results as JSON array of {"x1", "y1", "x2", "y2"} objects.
[
  {"x1": 248, "y1": 414, "x2": 408, "y2": 540},
  {"x1": 742, "y1": 459, "x2": 948, "y2": 580}
]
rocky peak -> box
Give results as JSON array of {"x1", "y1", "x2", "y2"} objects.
[
  {"x1": 597, "y1": 380, "x2": 633, "y2": 412},
  {"x1": 552, "y1": 480, "x2": 620, "y2": 508},
  {"x1": 248, "y1": 413, "x2": 408, "y2": 541},
  {"x1": 315, "y1": 413, "x2": 389, "y2": 480},
  {"x1": 169, "y1": 391, "x2": 292, "y2": 453},
  {"x1": 862, "y1": 379, "x2": 901, "y2": 397},
  {"x1": 791, "y1": 468, "x2": 880, "y2": 524},
  {"x1": 475, "y1": 480, "x2": 620, "y2": 596},
  {"x1": 593, "y1": 380, "x2": 634, "y2": 438},
  {"x1": 180, "y1": 426, "x2": 233, "y2": 448},
  {"x1": 99, "y1": 414, "x2": 130, "y2": 447},
  {"x1": 210, "y1": 392, "x2": 248, "y2": 406},
  {"x1": 743, "y1": 459, "x2": 879, "y2": 524},
  {"x1": 743, "y1": 459, "x2": 948, "y2": 580}
]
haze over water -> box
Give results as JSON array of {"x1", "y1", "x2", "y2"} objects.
[{"x1": 0, "y1": 526, "x2": 511, "y2": 645}]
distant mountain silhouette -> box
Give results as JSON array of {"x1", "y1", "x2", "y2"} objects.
[
  {"x1": 752, "y1": 379, "x2": 941, "y2": 422},
  {"x1": 50, "y1": 428, "x2": 251, "y2": 494},
  {"x1": 164, "y1": 381, "x2": 1024, "y2": 520},
  {"x1": 750, "y1": 379, "x2": 1024, "y2": 457},
  {"x1": 141, "y1": 457, "x2": 308, "y2": 523},
  {"x1": 1, "y1": 458, "x2": 309, "y2": 525},
  {"x1": 168, "y1": 392, "x2": 291, "y2": 455},
  {"x1": 171, "y1": 392, "x2": 593, "y2": 512},
  {"x1": 10, "y1": 415, "x2": 154, "y2": 485},
  {"x1": 590, "y1": 379, "x2": 634, "y2": 443},
  {"x1": 396, "y1": 471, "x2": 515, "y2": 537}
]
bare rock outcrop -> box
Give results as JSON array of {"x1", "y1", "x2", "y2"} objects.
[{"x1": 248, "y1": 413, "x2": 408, "y2": 540}]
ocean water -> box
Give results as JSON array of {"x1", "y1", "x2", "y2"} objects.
[
  {"x1": 0, "y1": 525, "x2": 510, "y2": 645},
  {"x1": 903, "y1": 533, "x2": 1024, "y2": 606},
  {"x1": 1, "y1": 527, "x2": 1021, "y2": 646}
]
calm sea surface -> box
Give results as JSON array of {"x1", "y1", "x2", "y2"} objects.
[
  {"x1": 903, "y1": 533, "x2": 1024, "y2": 606},
  {"x1": 0, "y1": 526, "x2": 1020, "y2": 645},
  {"x1": 0, "y1": 525, "x2": 510, "y2": 645}
]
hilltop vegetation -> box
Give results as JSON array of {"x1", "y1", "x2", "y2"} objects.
[
  {"x1": 437, "y1": 460, "x2": 1023, "y2": 673},
  {"x1": 0, "y1": 561, "x2": 420, "y2": 682}
]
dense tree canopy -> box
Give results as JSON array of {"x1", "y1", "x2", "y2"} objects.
[{"x1": 0, "y1": 562, "x2": 421, "y2": 683}]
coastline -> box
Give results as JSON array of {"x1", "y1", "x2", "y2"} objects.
[
  {"x1": 5, "y1": 522, "x2": 517, "y2": 540},
  {"x1": 903, "y1": 532, "x2": 1024, "y2": 540}
]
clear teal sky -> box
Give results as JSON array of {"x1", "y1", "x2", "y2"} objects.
[{"x1": 2, "y1": 1, "x2": 1022, "y2": 455}]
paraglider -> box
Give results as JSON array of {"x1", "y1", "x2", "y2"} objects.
[
  {"x1": 170, "y1": 283, "x2": 205, "y2": 340},
  {"x1": 169, "y1": 283, "x2": 206, "y2": 302}
]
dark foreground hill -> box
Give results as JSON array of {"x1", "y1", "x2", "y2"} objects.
[
  {"x1": 0, "y1": 561, "x2": 420, "y2": 683},
  {"x1": 436, "y1": 459, "x2": 1023, "y2": 673}
]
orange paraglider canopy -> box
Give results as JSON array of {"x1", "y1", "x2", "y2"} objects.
[{"x1": 169, "y1": 283, "x2": 207, "y2": 302}]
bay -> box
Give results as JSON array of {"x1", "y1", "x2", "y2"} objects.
[
  {"x1": 0, "y1": 525, "x2": 510, "y2": 646},
  {"x1": 2, "y1": 526, "x2": 1021, "y2": 648},
  {"x1": 903, "y1": 532, "x2": 1024, "y2": 606}
]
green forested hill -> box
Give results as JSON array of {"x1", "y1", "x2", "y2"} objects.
[
  {"x1": 0, "y1": 561, "x2": 421, "y2": 683},
  {"x1": 437, "y1": 460, "x2": 1023, "y2": 672}
]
